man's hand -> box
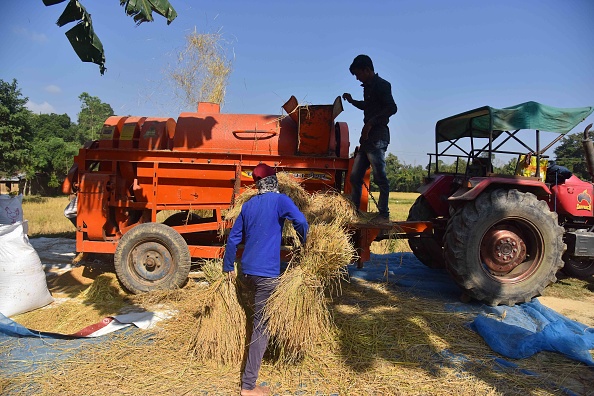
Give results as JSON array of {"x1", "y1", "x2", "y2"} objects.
[
  {"x1": 225, "y1": 270, "x2": 236, "y2": 282},
  {"x1": 342, "y1": 93, "x2": 353, "y2": 104}
]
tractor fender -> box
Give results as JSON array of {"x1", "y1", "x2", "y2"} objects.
[
  {"x1": 418, "y1": 174, "x2": 459, "y2": 216},
  {"x1": 448, "y1": 177, "x2": 551, "y2": 202}
]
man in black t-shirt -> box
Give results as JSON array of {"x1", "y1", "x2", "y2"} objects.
[{"x1": 343, "y1": 54, "x2": 398, "y2": 222}]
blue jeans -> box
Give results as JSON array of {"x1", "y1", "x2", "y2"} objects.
[{"x1": 350, "y1": 140, "x2": 390, "y2": 218}]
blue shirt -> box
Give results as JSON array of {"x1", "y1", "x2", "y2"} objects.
[{"x1": 223, "y1": 192, "x2": 309, "y2": 277}]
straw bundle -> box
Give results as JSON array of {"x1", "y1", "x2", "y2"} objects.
[
  {"x1": 276, "y1": 172, "x2": 311, "y2": 211},
  {"x1": 263, "y1": 266, "x2": 331, "y2": 362},
  {"x1": 306, "y1": 191, "x2": 358, "y2": 226},
  {"x1": 224, "y1": 171, "x2": 311, "y2": 225},
  {"x1": 297, "y1": 222, "x2": 356, "y2": 284},
  {"x1": 186, "y1": 260, "x2": 247, "y2": 365},
  {"x1": 263, "y1": 223, "x2": 357, "y2": 361}
]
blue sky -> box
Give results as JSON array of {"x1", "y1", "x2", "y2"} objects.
[{"x1": 1, "y1": 0, "x2": 593, "y2": 166}]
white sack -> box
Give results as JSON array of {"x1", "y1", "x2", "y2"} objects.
[
  {"x1": 0, "y1": 221, "x2": 54, "y2": 317},
  {"x1": 0, "y1": 194, "x2": 23, "y2": 224}
]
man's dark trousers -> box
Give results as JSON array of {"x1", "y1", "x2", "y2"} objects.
[{"x1": 241, "y1": 274, "x2": 278, "y2": 390}]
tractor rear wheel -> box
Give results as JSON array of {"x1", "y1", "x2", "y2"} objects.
[
  {"x1": 561, "y1": 255, "x2": 594, "y2": 279},
  {"x1": 443, "y1": 189, "x2": 565, "y2": 306},
  {"x1": 407, "y1": 195, "x2": 445, "y2": 269},
  {"x1": 114, "y1": 223, "x2": 191, "y2": 294}
]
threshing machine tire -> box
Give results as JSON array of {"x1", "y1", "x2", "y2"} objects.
[
  {"x1": 114, "y1": 223, "x2": 191, "y2": 294},
  {"x1": 407, "y1": 195, "x2": 445, "y2": 269},
  {"x1": 443, "y1": 189, "x2": 565, "y2": 306},
  {"x1": 561, "y1": 255, "x2": 594, "y2": 279}
]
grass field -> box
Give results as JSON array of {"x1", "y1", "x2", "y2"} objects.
[{"x1": 21, "y1": 195, "x2": 76, "y2": 238}]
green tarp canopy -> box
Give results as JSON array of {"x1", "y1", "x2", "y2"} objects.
[{"x1": 436, "y1": 101, "x2": 593, "y2": 143}]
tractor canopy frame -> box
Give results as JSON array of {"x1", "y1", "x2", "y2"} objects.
[{"x1": 429, "y1": 101, "x2": 594, "y2": 179}]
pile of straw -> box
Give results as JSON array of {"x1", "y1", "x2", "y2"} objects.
[{"x1": 263, "y1": 266, "x2": 331, "y2": 362}]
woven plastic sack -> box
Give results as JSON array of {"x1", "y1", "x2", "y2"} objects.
[
  {"x1": 0, "y1": 221, "x2": 54, "y2": 317},
  {"x1": 0, "y1": 194, "x2": 23, "y2": 224}
]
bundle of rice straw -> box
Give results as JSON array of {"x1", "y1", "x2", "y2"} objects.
[
  {"x1": 276, "y1": 172, "x2": 311, "y2": 211},
  {"x1": 263, "y1": 223, "x2": 357, "y2": 362},
  {"x1": 306, "y1": 191, "x2": 358, "y2": 226},
  {"x1": 297, "y1": 222, "x2": 356, "y2": 284},
  {"x1": 263, "y1": 266, "x2": 331, "y2": 362},
  {"x1": 187, "y1": 260, "x2": 247, "y2": 365}
]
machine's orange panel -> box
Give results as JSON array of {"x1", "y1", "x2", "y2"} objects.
[
  {"x1": 174, "y1": 111, "x2": 298, "y2": 156},
  {"x1": 99, "y1": 116, "x2": 127, "y2": 149},
  {"x1": 78, "y1": 173, "x2": 111, "y2": 240},
  {"x1": 139, "y1": 118, "x2": 176, "y2": 150},
  {"x1": 283, "y1": 95, "x2": 343, "y2": 156},
  {"x1": 119, "y1": 116, "x2": 146, "y2": 149}
]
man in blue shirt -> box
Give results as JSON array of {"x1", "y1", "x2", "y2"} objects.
[
  {"x1": 223, "y1": 163, "x2": 309, "y2": 396},
  {"x1": 343, "y1": 54, "x2": 398, "y2": 223}
]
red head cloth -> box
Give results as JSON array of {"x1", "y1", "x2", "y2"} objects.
[{"x1": 252, "y1": 163, "x2": 276, "y2": 181}]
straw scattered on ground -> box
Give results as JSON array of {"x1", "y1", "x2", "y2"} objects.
[
  {"x1": 13, "y1": 273, "x2": 128, "y2": 334},
  {"x1": 6, "y1": 277, "x2": 593, "y2": 395}
]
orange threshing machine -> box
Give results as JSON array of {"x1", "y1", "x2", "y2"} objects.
[{"x1": 63, "y1": 96, "x2": 430, "y2": 293}]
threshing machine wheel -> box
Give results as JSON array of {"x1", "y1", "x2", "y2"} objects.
[
  {"x1": 443, "y1": 189, "x2": 565, "y2": 306},
  {"x1": 561, "y1": 255, "x2": 594, "y2": 279},
  {"x1": 114, "y1": 223, "x2": 191, "y2": 294},
  {"x1": 407, "y1": 195, "x2": 445, "y2": 269}
]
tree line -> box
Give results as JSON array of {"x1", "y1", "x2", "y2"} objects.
[{"x1": 0, "y1": 79, "x2": 113, "y2": 194}]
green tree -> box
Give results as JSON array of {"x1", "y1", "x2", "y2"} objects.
[
  {"x1": 369, "y1": 154, "x2": 426, "y2": 193},
  {"x1": 42, "y1": 0, "x2": 177, "y2": 74},
  {"x1": 0, "y1": 79, "x2": 32, "y2": 176},
  {"x1": 77, "y1": 92, "x2": 114, "y2": 142},
  {"x1": 30, "y1": 112, "x2": 78, "y2": 142},
  {"x1": 555, "y1": 130, "x2": 590, "y2": 181},
  {"x1": 30, "y1": 137, "x2": 80, "y2": 188},
  {"x1": 29, "y1": 113, "x2": 81, "y2": 189}
]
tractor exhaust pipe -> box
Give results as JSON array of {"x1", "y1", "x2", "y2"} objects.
[{"x1": 583, "y1": 123, "x2": 594, "y2": 182}]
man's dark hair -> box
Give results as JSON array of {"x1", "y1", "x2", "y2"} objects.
[{"x1": 349, "y1": 54, "x2": 374, "y2": 74}]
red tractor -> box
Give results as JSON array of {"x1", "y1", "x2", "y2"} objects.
[{"x1": 407, "y1": 101, "x2": 594, "y2": 305}]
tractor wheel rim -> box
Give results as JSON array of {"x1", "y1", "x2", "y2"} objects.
[
  {"x1": 479, "y1": 220, "x2": 543, "y2": 283},
  {"x1": 481, "y1": 228, "x2": 527, "y2": 272}
]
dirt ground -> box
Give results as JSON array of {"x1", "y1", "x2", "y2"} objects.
[
  {"x1": 539, "y1": 295, "x2": 594, "y2": 327},
  {"x1": 31, "y1": 237, "x2": 594, "y2": 327}
]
